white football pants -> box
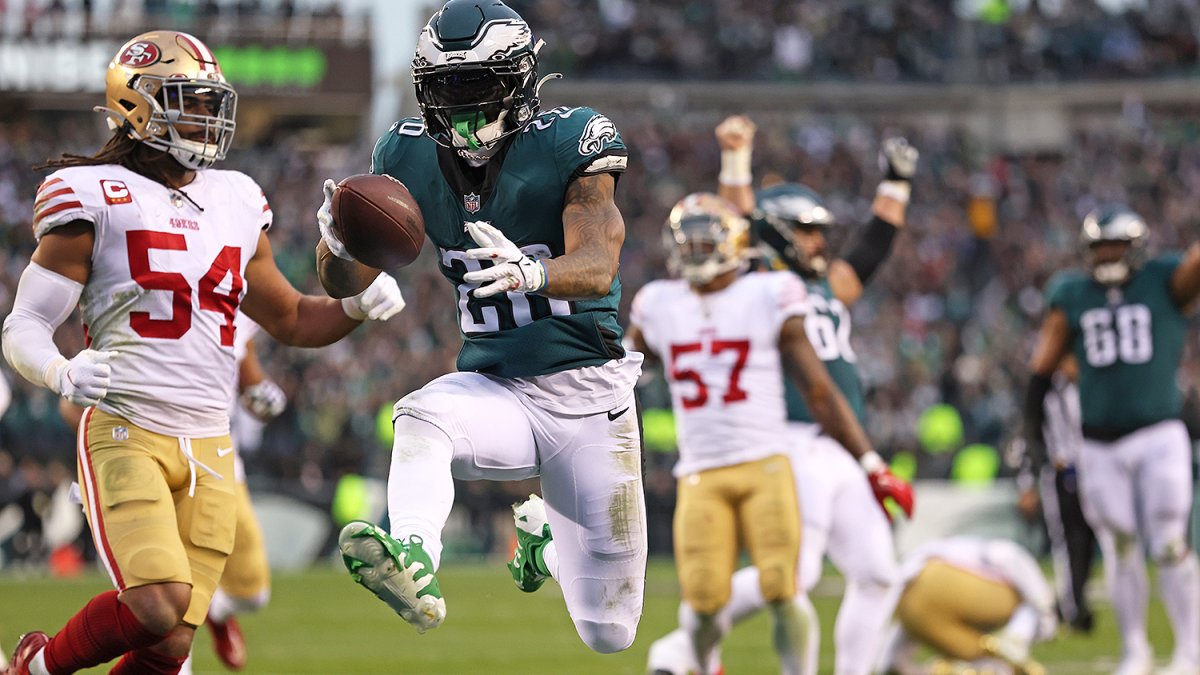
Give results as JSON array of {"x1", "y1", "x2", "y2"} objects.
[
  {"x1": 1080, "y1": 419, "x2": 1199, "y2": 667},
  {"x1": 385, "y1": 370, "x2": 648, "y2": 654}
]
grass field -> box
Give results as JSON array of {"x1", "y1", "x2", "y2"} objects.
[{"x1": 0, "y1": 558, "x2": 1179, "y2": 674}]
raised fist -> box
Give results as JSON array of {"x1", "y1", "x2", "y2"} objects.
[
  {"x1": 879, "y1": 137, "x2": 919, "y2": 182},
  {"x1": 715, "y1": 115, "x2": 756, "y2": 151}
]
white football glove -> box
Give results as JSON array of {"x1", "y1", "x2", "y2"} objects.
[
  {"x1": 51, "y1": 349, "x2": 117, "y2": 407},
  {"x1": 317, "y1": 178, "x2": 353, "y2": 260},
  {"x1": 879, "y1": 137, "x2": 919, "y2": 182},
  {"x1": 240, "y1": 379, "x2": 287, "y2": 421},
  {"x1": 462, "y1": 221, "x2": 547, "y2": 298},
  {"x1": 341, "y1": 271, "x2": 405, "y2": 321}
]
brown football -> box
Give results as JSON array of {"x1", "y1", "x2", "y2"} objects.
[{"x1": 331, "y1": 174, "x2": 425, "y2": 269}]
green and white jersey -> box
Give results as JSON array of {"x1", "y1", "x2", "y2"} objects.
[
  {"x1": 1046, "y1": 254, "x2": 1188, "y2": 434},
  {"x1": 784, "y1": 277, "x2": 867, "y2": 424},
  {"x1": 371, "y1": 107, "x2": 629, "y2": 379}
]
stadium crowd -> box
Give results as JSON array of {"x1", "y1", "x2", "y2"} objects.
[
  {"x1": 521, "y1": 0, "x2": 1200, "y2": 82},
  {"x1": 4, "y1": 0, "x2": 1199, "y2": 82},
  {"x1": 1, "y1": 100, "x2": 1198, "y2": 563}
]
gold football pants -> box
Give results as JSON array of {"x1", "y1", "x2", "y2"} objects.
[
  {"x1": 674, "y1": 454, "x2": 801, "y2": 614},
  {"x1": 896, "y1": 560, "x2": 1020, "y2": 659}
]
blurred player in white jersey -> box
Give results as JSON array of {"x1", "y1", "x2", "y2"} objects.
[
  {"x1": 644, "y1": 117, "x2": 918, "y2": 675},
  {"x1": 873, "y1": 537, "x2": 1057, "y2": 675},
  {"x1": 1016, "y1": 356, "x2": 1098, "y2": 634},
  {"x1": 627, "y1": 193, "x2": 911, "y2": 674},
  {"x1": 2, "y1": 30, "x2": 403, "y2": 675}
]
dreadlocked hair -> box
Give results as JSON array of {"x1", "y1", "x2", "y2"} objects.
[{"x1": 35, "y1": 130, "x2": 180, "y2": 179}]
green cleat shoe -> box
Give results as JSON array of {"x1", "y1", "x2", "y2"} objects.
[
  {"x1": 507, "y1": 494, "x2": 553, "y2": 593},
  {"x1": 339, "y1": 521, "x2": 446, "y2": 633}
]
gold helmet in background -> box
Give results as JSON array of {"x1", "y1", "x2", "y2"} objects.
[
  {"x1": 663, "y1": 193, "x2": 750, "y2": 285},
  {"x1": 100, "y1": 30, "x2": 237, "y2": 170}
]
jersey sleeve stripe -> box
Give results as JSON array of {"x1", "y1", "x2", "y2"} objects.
[
  {"x1": 37, "y1": 177, "x2": 64, "y2": 192},
  {"x1": 35, "y1": 200, "x2": 84, "y2": 219},
  {"x1": 34, "y1": 186, "x2": 76, "y2": 208}
]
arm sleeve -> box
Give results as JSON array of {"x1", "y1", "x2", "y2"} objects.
[
  {"x1": 842, "y1": 216, "x2": 899, "y2": 284},
  {"x1": 1, "y1": 262, "x2": 83, "y2": 393},
  {"x1": 1022, "y1": 373, "x2": 1054, "y2": 474}
]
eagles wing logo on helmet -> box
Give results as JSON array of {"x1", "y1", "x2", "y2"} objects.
[
  {"x1": 578, "y1": 115, "x2": 617, "y2": 156},
  {"x1": 411, "y1": 1, "x2": 548, "y2": 152}
]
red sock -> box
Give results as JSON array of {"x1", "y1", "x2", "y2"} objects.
[
  {"x1": 43, "y1": 590, "x2": 166, "y2": 674},
  {"x1": 107, "y1": 646, "x2": 189, "y2": 675}
]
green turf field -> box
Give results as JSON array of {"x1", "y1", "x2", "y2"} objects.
[{"x1": 0, "y1": 558, "x2": 1177, "y2": 673}]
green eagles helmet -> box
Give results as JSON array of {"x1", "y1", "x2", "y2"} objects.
[
  {"x1": 753, "y1": 183, "x2": 836, "y2": 278},
  {"x1": 412, "y1": 0, "x2": 549, "y2": 153},
  {"x1": 664, "y1": 193, "x2": 751, "y2": 285},
  {"x1": 1080, "y1": 203, "x2": 1147, "y2": 285}
]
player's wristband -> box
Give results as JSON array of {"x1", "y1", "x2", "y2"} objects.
[
  {"x1": 859, "y1": 450, "x2": 886, "y2": 474},
  {"x1": 876, "y1": 180, "x2": 911, "y2": 205},
  {"x1": 340, "y1": 296, "x2": 367, "y2": 320},
  {"x1": 718, "y1": 147, "x2": 753, "y2": 187}
]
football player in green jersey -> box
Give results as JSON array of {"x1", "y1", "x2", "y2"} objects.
[
  {"x1": 1027, "y1": 205, "x2": 1200, "y2": 675},
  {"x1": 317, "y1": 0, "x2": 647, "y2": 653},
  {"x1": 645, "y1": 116, "x2": 921, "y2": 675}
]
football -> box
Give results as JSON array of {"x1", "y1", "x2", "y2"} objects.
[{"x1": 331, "y1": 173, "x2": 425, "y2": 269}]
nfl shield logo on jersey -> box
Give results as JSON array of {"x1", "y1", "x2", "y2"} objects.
[
  {"x1": 112, "y1": 427, "x2": 129, "y2": 441},
  {"x1": 464, "y1": 193, "x2": 481, "y2": 213}
]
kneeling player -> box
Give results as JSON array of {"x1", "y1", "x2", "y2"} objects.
[{"x1": 874, "y1": 537, "x2": 1057, "y2": 675}]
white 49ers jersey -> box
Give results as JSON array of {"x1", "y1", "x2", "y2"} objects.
[
  {"x1": 631, "y1": 271, "x2": 807, "y2": 477},
  {"x1": 34, "y1": 164, "x2": 272, "y2": 437}
]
